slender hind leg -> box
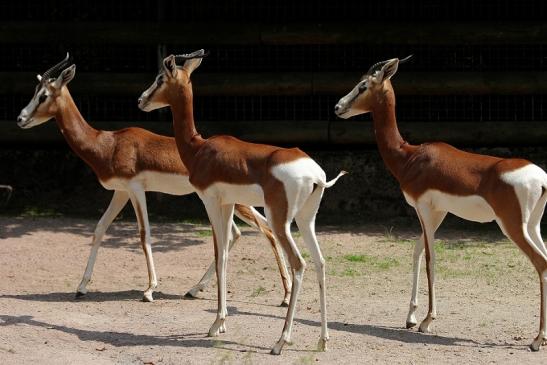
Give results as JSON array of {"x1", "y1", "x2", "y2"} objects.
[
  {"x1": 76, "y1": 190, "x2": 129, "y2": 297},
  {"x1": 234, "y1": 205, "x2": 292, "y2": 306},
  {"x1": 406, "y1": 210, "x2": 446, "y2": 329},
  {"x1": 415, "y1": 206, "x2": 446, "y2": 333},
  {"x1": 128, "y1": 186, "x2": 158, "y2": 302},
  {"x1": 185, "y1": 221, "x2": 241, "y2": 298},
  {"x1": 531, "y1": 270, "x2": 547, "y2": 351},
  {"x1": 295, "y1": 185, "x2": 329, "y2": 351},
  {"x1": 269, "y1": 218, "x2": 306, "y2": 355},
  {"x1": 527, "y1": 192, "x2": 547, "y2": 257}
]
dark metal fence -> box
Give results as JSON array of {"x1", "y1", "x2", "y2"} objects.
[{"x1": 1, "y1": 1, "x2": 547, "y2": 146}]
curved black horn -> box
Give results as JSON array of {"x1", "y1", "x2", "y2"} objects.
[
  {"x1": 174, "y1": 49, "x2": 210, "y2": 64},
  {"x1": 399, "y1": 55, "x2": 413, "y2": 64},
  {"x1": 366, "y1": 60, "x2": 389, "y2": 76},
  {"x1": 42, "y1": 52, "x2": 71, "y2": 80},
  {"x1": 367, "y1": 55, "x2": 413, "y2": 76}
]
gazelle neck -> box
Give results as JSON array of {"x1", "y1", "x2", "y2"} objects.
[
  {"x1": 54, "y1": 88, "x2": 101, "y2": 160},
  {"x1": 370, "y1": 82, "x2": 412, "y2": 181},
  {"x1": 169, "y1": 87, "x2": 205, "y2": 170}
]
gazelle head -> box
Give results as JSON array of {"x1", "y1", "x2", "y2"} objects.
[
  {"x1": 334, "y1": 55, "x2": 412, "y2": 119},
  {"x1": 17, "y1": 53, "x2": 76, "y2": 129},
  {"x1": 138, "y1": 49, "x2": 208, "y2": 112}
]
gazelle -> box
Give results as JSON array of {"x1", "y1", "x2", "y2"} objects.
[
  {"x1": 17, "y1": 54, "x2": 292, "y2": 305},
  {"x1": 335, "y1": 56, "x2": 547, "y2": 351},
  {"x1": 138, "y1": 50, "x2": 346, "y2": 354}
]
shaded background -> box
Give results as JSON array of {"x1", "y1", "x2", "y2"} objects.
[{"x1": 1, "y1": 1, "x2": 546, "y2": 224}]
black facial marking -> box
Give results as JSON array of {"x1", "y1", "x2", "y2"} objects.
[
  {"x1": 38, "y1": 93, "x2": 47, "y2": 103},
  {"x1": 156, "y1": 76, "x2": 163, "y2": 87}
]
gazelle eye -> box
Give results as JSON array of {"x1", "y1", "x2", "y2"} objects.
[
  {"x1": 358, "y1": 83, "x2": 367, "y2": 92},
  {"x1": 38, "y1": 94, "x2": 47, "y2": 103},
  {"x1": 156, "y1": 77, "x2": 163, "y2": 86}
]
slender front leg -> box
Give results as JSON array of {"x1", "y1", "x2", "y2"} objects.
[
  {"x1": 76, "y1": 190, "x2": 129, "y2": 297},
  {"x1": 415, "y1": 206, "x2": 446, "y2": 333},
  {"x1": 202, "y1": 198, "x2": 234, "y2": 337},
  {"x1": 185, "y1": 221, "x2": 241, "y2": 298},
  {"x1": 128, "y1": 186, "x2": 157, "y2": 302},
  {"x1": 530, "y1": 269, "x2": 547, "y2": 351},
  {"x1": 405, "y1": 234, "x2": 424, "y2": 328}
]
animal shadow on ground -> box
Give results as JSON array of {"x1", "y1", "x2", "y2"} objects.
[
  {"x1": 212, "y1": 306, "x2": 523, "y2": 351},
  {"x1": 0, "y1": 217, "x2": 209, "y2": 253},
  {"x1": 0, "y1": 314, "x2": 270, "y2": 352},
  {"x1": 0, "y1": 290, "x2": 185, "y2": 303}
]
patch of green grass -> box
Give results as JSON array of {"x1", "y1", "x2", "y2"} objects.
[
  {"x1": 343, "y1": 254, "x2": 399, "y2": 270},
  {"x1": 301, "y1": 251, "x2": 310, "y2": 259},
  {"x1": 342, "y1": 267, "x2": 359, "y2": 277},
  {"x1": 196, "y1": 229, "x2": 213, "y2": 237},
  {"x1": 344, "y1": 254, "x2": 370, "y2": 263},
  {"x1": 251, "y1": 286, "x2": 266, "y2": 297},
  {"x1": 179, "y1": 217, "x2": 209, "y2": 225},
  {"x1": 20, "y1": 206, "x2": 63, "y2": 218}
]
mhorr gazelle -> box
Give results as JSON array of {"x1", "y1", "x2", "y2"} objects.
[
  {"x1": 138, "y1": 50, "x2": 346, "y2": 355},
  {"x1": 335, "y1": 56, "x2": 547, "y2": 351},
  {"x1": 17, "y1": 54, "x2": 292, "y2": 305}
]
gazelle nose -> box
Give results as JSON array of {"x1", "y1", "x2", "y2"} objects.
[
  {"x1": 17, "y1": 116, "x2": 23, "y2": 123},
  {"x1": 138, "y1": 98, "x2": 143, "y2": 105},
  {"x1": 334, "y1": 104, "x2": 341, "y2": 112}
]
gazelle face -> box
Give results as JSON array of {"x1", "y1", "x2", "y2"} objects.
[
  {"x1": 17, "y1": 78, "x2": 57, "y2": 128},
  {"x1": 139, "y1": 51, "x2": 205, "y2": 112},
  {"x1": 335, "y1": 57, "x2": 405, "y2": 119},
  {"x1": 334, "y1": 76, "x2": 375, "y2": 119},
  {"x1": 17, "y1": 60, "x2": 76, "y2": 129},
  {"x1": 137, "y1": 70, "x2": 171, "y2": 112}
]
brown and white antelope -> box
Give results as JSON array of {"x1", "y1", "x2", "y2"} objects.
[
  {"x1": 138, "y1": 50, "x2": 346, "y2": 354},
  {"x1": 17, "y1": 54, "x2": 292, "y2": 305},
  {"x1": 335, "y1": 56, "x2": 547, "y2": 351}
]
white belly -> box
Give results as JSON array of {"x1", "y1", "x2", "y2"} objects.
[
  {"x1": 202, "y1": 182, "x2": 265, "y2": 207},
  {"x1": 100, "y1": 171, "x2": 195, "y2": 196},
  {"x1": 405, "y1": 190, "x2": 496, "y2": 223}
]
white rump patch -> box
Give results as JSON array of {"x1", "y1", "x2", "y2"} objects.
[
  {"x1": 500, "y1": 164, "x2": 547, "y2": 222},
  {"x1": 271, "y1": 158, "x2": 327, "y2": 218}
]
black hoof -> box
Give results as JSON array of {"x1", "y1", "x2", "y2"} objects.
[
  {"x1": 75, "y1": 291, "x2": 86, "y2": 299},
  {"x1": 529, "y1": 344, "x2": 540, "y2": 352},
  {"x1": 405, "y1": 321, "x2": 416, "y2": 329},
  {"x1": 270, "y1": 349, "x2": 281, "y2": 355},
  {"x1": 184, "y1": 292, "x2": 197, "y2": 299},
  {"x1": 279, "y1": 301, "x2": 289, "y2": 307}
]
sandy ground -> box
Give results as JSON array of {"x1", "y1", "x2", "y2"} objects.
[{"x1": 0, "y1": 216, "x2": 545, "y2": 364}]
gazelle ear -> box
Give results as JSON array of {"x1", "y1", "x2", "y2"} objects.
[
  {"x1": 375, "y1": 58, "x2": 399, "y2": 83},
  {"x1": 182, "y1": 57, "x2": 203, "y2": 76},
  {"x1": 163, "y1": 55, "x2": 177, "y2": 78},
  {"x1": 36, "y1": 74, "x2": 43, "y2": 82},
  {"x1": 53, "y1": 64, "x2": 76, "y2": 89}
]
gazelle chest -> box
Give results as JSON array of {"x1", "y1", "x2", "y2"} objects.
[
  {"x1": 100, "y1": 170, "x2": 194, "y2": 196},
  {"x1": 403, "y1": 189, "x2": 496, "y2": 223}
]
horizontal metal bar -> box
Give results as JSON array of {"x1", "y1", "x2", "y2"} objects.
[
  {"x1": 2, "y1": 120, "x2": 546, "y2": 147},
  {"x1": 2, "y1": 22, "x2": 547, "y2": 45},
  {"x1": 5, "y1": 72, "x2": 547, "y2": 96}
]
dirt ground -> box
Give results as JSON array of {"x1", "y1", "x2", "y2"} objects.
[{"x1": 0, "y1": 216, "x2": 545, "y2": 364}]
